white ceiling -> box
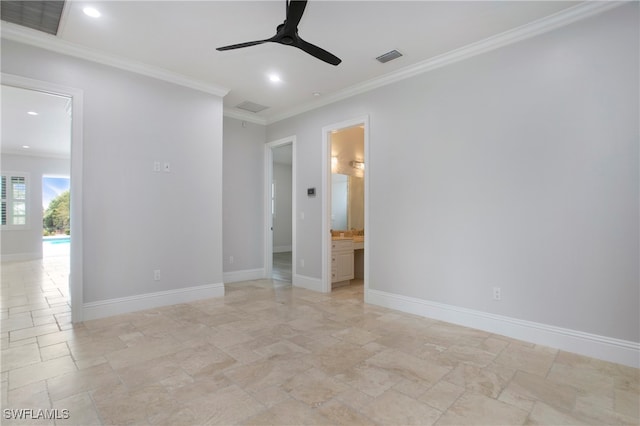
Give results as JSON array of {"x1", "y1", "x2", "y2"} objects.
[
  {"x1": 2, "y1": 0, "x2": 604, "y2": 157},
  {"x1": 1, "y1": 85, "x2": 71, "y2": 158}
]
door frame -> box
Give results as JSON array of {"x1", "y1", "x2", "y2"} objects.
[
  {"x1": 2, "y1": 73, "x2": 84, "y2": 322},
  {"x1": 321, "y1": 115, "x2": 370, "y2": 293},
  {"x1": 264, "y1": 136, "x2": 296, "y2": 282}
]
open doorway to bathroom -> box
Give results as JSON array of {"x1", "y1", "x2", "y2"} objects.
[{"x1": 322, "y1": 116, "x2": 369, "y2": 294}]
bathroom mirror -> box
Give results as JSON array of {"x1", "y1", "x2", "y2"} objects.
[{"x1": 331, "y1": 173, "x2": 364, "y2": 231}]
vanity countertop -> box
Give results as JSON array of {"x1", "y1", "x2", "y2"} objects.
[{"x1": 331, "y1": 236, "x2": 364, "y2": 242}]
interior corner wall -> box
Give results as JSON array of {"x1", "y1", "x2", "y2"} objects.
[
  {"x1": 222, "y1": 117, "x2": 266, "y2": 274},
  {"x1": 1, "y1": 39, "x2": 224, "y2": 305},
  {"x1": 266, "y1": 4, "x2": 639, "y2": 344},
  {"x1": 0, "y1": 154, "x2": 70, "y2": 261}
]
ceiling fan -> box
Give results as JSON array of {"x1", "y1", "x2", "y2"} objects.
[{"x1": 216, "y1": 0, "x2": 341, "y2": 66}]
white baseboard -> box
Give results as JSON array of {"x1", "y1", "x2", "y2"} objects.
[
  {"x1": 365, "y1": 289, "x2": 640, "y2": 369},
  {"x1": 293, "y1": 274, "x2": 323, "y2": 292},
  {"x1": 273, "y1": 245, "x2": 292, "y2": 253},
  {"x1": 223, "y1": 268, "x2": 265, "y2": 283},
  {"x1": 83, "y1": 282, "x2": 224, "y2": 321},
  {"x1": 1, "y1": 252, "x2": 41, "y2": 262}
]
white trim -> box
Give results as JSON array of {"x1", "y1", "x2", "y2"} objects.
[
  {"x1": 83, "y1": 283, "x2": 225, "y2": 321},
  {"x1": 292, "y1": 274, "x2": 323, "y2": 293},
  {"x1": 223, "y1": 108, "x2": 268, "y2": 126},
  {"x1": 321, "y1": 116, "x2": 370, "y2": 294},
  {"x1": 365, "y1": 289, "x2": 640, "y2": 369},
  {"x1": 1, "y1": 252, "x2": 41, "y2": 263},
  {"x1": 223, "y1": 268, "x2": 265, "y2": 283},
  {"x1": 1, "y1": 2, "x2": 621, "y2": 125},
  {"x1": 1, "y1": 73, "x2": 84, "y2": 324},
  {"x1": 273, "y1": 245, "x2": 292, "y2": 253},
  {"x1": 1, "y1": 23, "x2": 229, "y2": 98},
  {"x1": 266, "y1": 1, "x2": 626, "y2": 124},
  {"x1": 1, "y1": 150, "x2": 70, "y2": 160},
  {"x1": 264, "y1": 136, "x2": 296, "y2": 285}
]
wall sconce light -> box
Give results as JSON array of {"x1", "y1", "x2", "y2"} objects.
[
  {"x1": 331, "y1": 156, "x2": 338, "y2": 173},
  {"x1": 350, "y1": 160, "x2": 365, "y2": 170}
]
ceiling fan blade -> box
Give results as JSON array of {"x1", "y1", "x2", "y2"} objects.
[
  {"x1": 216, "y1": 39, "x2": 270, "y2": 51},
  {"x1": 284, "y1": 0, "x2": 307, "y2": 32},
  {"x1": 295, "y1": 37, "x2": 341, "y2": 66}
]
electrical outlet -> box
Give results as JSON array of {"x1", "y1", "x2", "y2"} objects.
[
  {"x1": 154, "y1": 270, "x2": 161, "y2": 281},
  {"x1": 300, "y1": 258, "x2": 305, "y2": 268},
  {"x1": 229, "y1": 256, "x2": 234, "y2": 264},
  {"x1": 493, "y1": 287, "x2": 501, "y2": 301},
  {"x1": 153, "y1": 161, "x2": 161, "y2": 172}
]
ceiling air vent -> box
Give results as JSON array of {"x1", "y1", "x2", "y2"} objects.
[
  {"x1": 1, "y1": 0, "x2": 65, "y2": 35},
  {"x1": 235, "y1": 101, "x2": 269, "y2": 114},
  {"x1": 376, "y1": 49, "x2": 403, "y2": 64}
]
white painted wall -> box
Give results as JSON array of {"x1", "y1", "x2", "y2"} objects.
[
  {"x1": 273, "y1": 161, "x2": 292, "y2": 252},
  {"x1": 223, "y1": 117, "x2": 266, "y2": 272},
  {"x1": 0, "y1": 154, "x2": 70, "y2": 261},
  {"x1": 267, "y1": 5, "x2": 639, "y2": 344},
  {"x1": 2, "y1": 40, "x2": 224, "y2": 304}
]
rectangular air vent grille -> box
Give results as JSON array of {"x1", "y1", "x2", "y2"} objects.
[
  {"x1": 376, "y1": 49, "x2": 403, "y2": 64},
  {"x1": 235, "y1": 101, "x2": 269, "y2": 113},
  {"x1": 1, "y1": 1, "x2": 65, "y2": 35}
]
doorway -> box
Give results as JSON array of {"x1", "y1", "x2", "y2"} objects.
[
  {"x1": 265, "y1": 137, "x2": 296, "y2": 284},
  {"x1": 322, "y1": 116, "x2": 369, "y2": 293},
  {"x1": 2, "y1": 74, "x2": 84, "y2": 322}
]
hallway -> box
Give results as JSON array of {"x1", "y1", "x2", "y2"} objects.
[{"x1": 271, "y1": 251, "x2": 292, "y2": 283}]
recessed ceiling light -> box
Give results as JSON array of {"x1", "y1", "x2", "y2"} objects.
[
  {"x1": 22, "y1": 145, "x2": 30, "y2": 149},
  {"x1": 312, "y1": 92, "x2": 321, "y2": 97},
  {"x1": 83, "y1": 7, "x2": 101, "y2": 18},
  {"x1": 27, "y1": 111, "x2": 38, "y2": 116},
  {"x1": 268, "y1": 74, "x2": 282, "y2": 83}
]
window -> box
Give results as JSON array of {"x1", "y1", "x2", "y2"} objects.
[{"x1": 1, "y1": 173, "x2": 29, "y2": 229}]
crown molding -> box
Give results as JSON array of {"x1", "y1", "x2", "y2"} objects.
[
  {"x1": 1, "y1": 22, "x2": 229, "y2": 98},
  {"x1": 1, "y1": 1, "x2": 626, "y2": 125},
  {"x1": 223, "y1": 107, "x2": 268, "y2": 126},
  {"x1": 265, "y1": 0, "x2": 627, "y2": 125},
  {"x1": 1, "y1": 149, "x2": 70, "y2": 160}
]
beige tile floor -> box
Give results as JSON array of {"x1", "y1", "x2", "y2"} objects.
[{"x1": 1, "y1": 257, "x2": 639, "y2": 425}]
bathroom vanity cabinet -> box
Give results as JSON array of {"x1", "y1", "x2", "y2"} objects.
[{"x1": 331, "y1": 239, "x2": 354, "y2": 287}]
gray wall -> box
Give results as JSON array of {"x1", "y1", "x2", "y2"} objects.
[
  {"x1": 273, "y1": 161, "x2": 292, "y2": 252},
  {"x1": 267, "y1": 4, "x2": 639, "y2": 342},
  {"x1": 2, "y1": 40, "x2": 224, "y2": 303},
  {"x1": 0, "y1": 154, "x2": 70, "y2": 261},
  {"x1": 222, "y1": 117, "x2": 266, "y2": 273}
]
